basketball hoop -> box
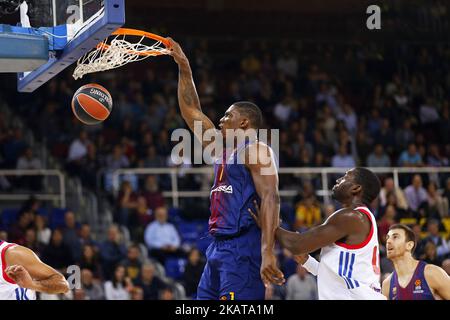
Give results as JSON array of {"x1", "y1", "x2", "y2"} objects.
[{"x1": 73, "y1": 28, "x2": 171, "y2": 80}]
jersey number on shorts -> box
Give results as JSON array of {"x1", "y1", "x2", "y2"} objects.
[{"x1": 15, "y1": 287, "x2": 29, "y2": 300}]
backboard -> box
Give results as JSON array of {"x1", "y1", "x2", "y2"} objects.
[{"x1": 13, "y1": 0, "x2": 125, "y2": 92}]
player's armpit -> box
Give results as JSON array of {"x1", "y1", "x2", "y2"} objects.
[
  {"x1": 424, "y1": 264, "x2": 450, "y2": 300},
  {"x1": 381, "y1": 274, "x2": 392, "y2": 299},
  {"x1": 5, "y1": 246, "x2": 69, "y2": 294}
]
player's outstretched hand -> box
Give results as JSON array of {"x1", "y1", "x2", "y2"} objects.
[
  {"x1": 166, "y1": 37, "x2": 190, "y2": 68},
  {"x1": 5, "y1": 265, "x2": 35, "y2": 290}
]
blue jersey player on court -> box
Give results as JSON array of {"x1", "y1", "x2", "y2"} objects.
[
  {"x1": 382, "y1": 224, "x2": 450, "y2": 300},
  {"x1": 168, "y1": 38, "x2": 285, "y2": 300}
]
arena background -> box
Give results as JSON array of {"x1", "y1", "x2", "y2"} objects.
[{"x1": 0, "y1": 0, "x2": 449, "y2": 300}]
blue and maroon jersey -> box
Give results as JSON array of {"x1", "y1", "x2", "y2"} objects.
[
  {"x1": 389, "y1": 261, "x2": 435, "y2": 300},
  {"x1": 208, "y1": 141, "x2": 264, "y2": 237}
]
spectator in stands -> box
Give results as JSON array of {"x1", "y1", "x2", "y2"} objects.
[
  {"x1": 2, "y1": 127, "x2": 26, "y2": 168},
  {"x1": 159, "y1": 285, "x2": 175, "y2": 300},
  {"x1": 442, "y1": 259, "x2": 450, "y2": 276},
  {"x1": 444, "y1": 178, "x2": 450, "y2": 210},
  {"x1": 16, "y1": 147, "x2": 42, "y2": 190},
  {"x1": 99, "y1": 225, "x2": 127, "y2": 280},
  {"x1": 182, "y1": 248, "x2": 205, "y2": 298},
  {"x1": 129, "y1": 196, "x2": 153, "y2": 242},
  {"x1": 144, "y1": 206, "x2": 181, "y2": 264},
  {"x1": 374, "y1": 118, "x2": 395, "y2": 154},
  {"x1": 8, "y1": 210, "x2": 34, "y2": 245},
  {"x1": 379, "y1": 177, "x2": 408, "y2": 211},
  {"x1": 141, "y1": 175, "x2": 165, "y2": 211},
  {"x1": 377, "y1": 205, "x2": 397, "y2": 246},
  {"x1": 427, "y1": 144, "x2": 449, "y2": 167},
  {"x1": 420, "y1": 241, "x2": 444, "y2": 266},
  {"x1": 24, "y1": 228, "x2": 41, "y2": 255},
  {"x1": 331, "y1": 143, "x2": 356, "y2": 168},
  {"x1": 81, "y1": 269, "x2": 105, "y2": 300},
  {"x1": 41, "y1": 228, "x2": 74, "y2": 273},
  {"x1": 62, "y1": 211, "x2": 82, "y2": 262},
  {"x1": 427, "y1": 181, "x2": 449, "y2": 219},
  {"x1": 130, "y1": 286, "x2": 144, "y2": 300},
  {"x1": 35, "y1": 214, "x2": 51, "y2": 246},
  {"x1": 366, "y1": 144, "x2": 391, "y2": 167},
  {"x1": 106, "y1": 145, "x2": 130, "y2": 171},
  {"x1": 79, "y1": 244, "x2": 102, "y2": 280},
  {"x1": 79, "y1": 223, "x2": 98, "y2": 248},
  {"x1": 120, "y1": 244, "x2": 142, "y2": 282},
  {"x1": 133, "y1": 262, "x2": 166, "y2": 300},
  {"x1": 116, "y1": 180, "x2": 138, "y2": 227},
  {"x1": 419, "y1": 98, "x2": 440, "y2": 125},
  {"x1": 404, "y1": 174, "x2": 429, "y2": 217},
  {"x1": 395, "y1": 119, "x2": 415, "y2": 150},
  {"x1": 104, "y1": 265, "x2": 133, "y2": 300},
  {"x1": 67, "y1": 130, "x2": 90, "y2": 176},
  {"x1": 337, "y1": 104, "x2": 357, "y2": 136},
  {"x1": 285, "y1": 264, "x2": 318, "y2": 300},
  {"x1": 294, "y1": 195, "x2": 322, "y2": 232},
  {"x1": 419, "y1": 219, "x2": 450, "y2": 260},
  {"x1": 398, "y1": 143, "x2": 423, "y2": 167}
]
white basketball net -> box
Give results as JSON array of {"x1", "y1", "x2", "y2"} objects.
[{"x1": 73, "y1": 34, "x2": 169, "y2": 80}]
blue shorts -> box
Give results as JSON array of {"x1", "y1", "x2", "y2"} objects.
[{"x1": 197, "y1": 225, "x2": 265, "y2": 300}]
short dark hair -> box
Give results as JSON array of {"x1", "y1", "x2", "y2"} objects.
[
  {"x1": 389, "y1": 224, "x2": 417, "y2": 253},
  {"x1": 233, "y1": 101, "x2": 263, "y2": 129},
  {"x1": 353, "y1": 167, "x2": 381, "y2": 205}
]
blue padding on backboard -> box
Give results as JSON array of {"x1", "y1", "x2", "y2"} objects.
[
  {"x1": 0, "y1": 24, "x2": 67, "y2": 50},
  {"x1": 17, "y1": 0, "x2": 125, "y2": 93},
  {"x1": 0, "y1": 32, "x2": 48, "y2": 72}
]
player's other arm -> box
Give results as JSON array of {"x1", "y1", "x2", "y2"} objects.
[
  {"x1": 275, "y1": 209, "x2": 361, "y2": 255},
  {"x1": 5, "y1": 245, "x2": 69, "y2": 294},
  {"x1": 167, "y1": 38, "x2": 216, "y2": 143},
  {"x1": 246, "y1": 143, "x2": 285, "y2": 286},
  {"x1": 381, "y1": 274, "x2": 392, "y2": 299},
  {"x1": 424, "y1": 264, "x2": 450, "y2": 300}
]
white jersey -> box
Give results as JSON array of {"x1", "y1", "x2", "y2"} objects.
[
  {"x1": 316, "y1": 206, "x2": 386, "y2": 300},
  {"x1": 0, "y1": 241, "x2": 36, "y2": 300}
]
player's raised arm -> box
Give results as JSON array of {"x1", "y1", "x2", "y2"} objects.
[
  {"x1": 5, "y1": 245, "x2": 69, "y2": 294},
  {"x1": 274, "y1": 209, "x2": 362, "y2": 255},
  {"x1": 424, "y1": 264, "x2": 450, "y2": 299},
  {"x1": 245, "y1": 142, "x2": 285, "y2": 287},
  {"x1": 167, "y1": 38, "x2": 216, "y2": 144}
]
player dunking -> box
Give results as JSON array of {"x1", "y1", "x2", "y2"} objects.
[
  {"x1": 251, "y1": 167, "x2": 386, "y2": 299},
  {"x1": 382, "y1": 224, "x2": 450, "y2": 300},
  {"x1": 168, "y1": 38, "x2": 284, "y2": 300},
  {"x1": 0, "y1": 240, "x2": 69, "y2": 300}
]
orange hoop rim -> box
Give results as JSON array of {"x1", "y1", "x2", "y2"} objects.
[{"x1": 95, "y1": 28, "x2": 171, "y2": 56}]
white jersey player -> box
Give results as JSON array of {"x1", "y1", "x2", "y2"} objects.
[
  {"x1": 0, "y1": 240, "x2": 69, "y2": 300},
  {"x1": 301, "y1": 206, "x2": 384, "y2": 299},
  {"x1": 250, "y1": 167, "x2": 386, "y2": 299}
]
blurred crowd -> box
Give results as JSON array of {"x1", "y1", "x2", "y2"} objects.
[{"x1": 0, "y1": 38, "x2": 450, "y2": 299}]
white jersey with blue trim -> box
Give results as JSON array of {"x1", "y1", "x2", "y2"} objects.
[
  {"x1": 0, "y1": 241, "x2": 36, "y2": 300},
  {"x1": 316, "y1": 207, "x2": 386, "y2": 300}
]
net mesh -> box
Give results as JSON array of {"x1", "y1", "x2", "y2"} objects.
[{"x1": 73, "y1": 34, "x2": 169, "y2": 79}]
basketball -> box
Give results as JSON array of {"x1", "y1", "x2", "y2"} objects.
[{"x1": 71, "y1": 83, "x2": 113, "y2": 125}]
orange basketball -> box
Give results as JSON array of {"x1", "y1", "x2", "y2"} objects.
[{"x1": 71, "y1": 83, "x2": 113, "y2": 125}]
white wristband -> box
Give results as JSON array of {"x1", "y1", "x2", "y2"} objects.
[{"x1": 302, "y1": 255, "x2": 319, "y2": 276}]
